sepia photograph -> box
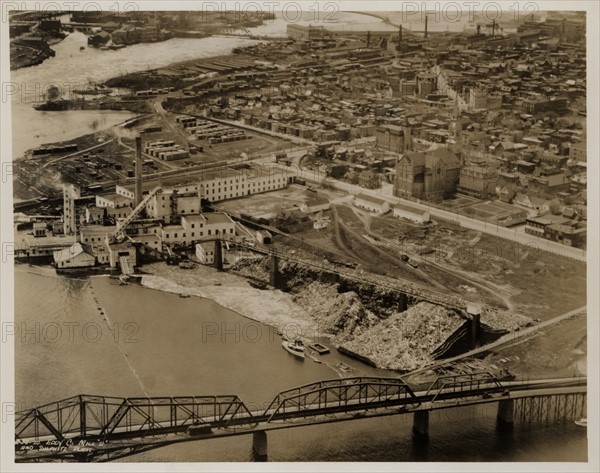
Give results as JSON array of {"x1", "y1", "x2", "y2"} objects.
[{"x1": 0, "y1": 1, "x2": 597, "y2": 470}]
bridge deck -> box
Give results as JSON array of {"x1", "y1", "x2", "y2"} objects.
[{"x1": 15, "y1": 377, "x2": 586, "y2": 462}]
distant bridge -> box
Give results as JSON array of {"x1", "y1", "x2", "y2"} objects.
[
  {"x1": 15, "y1": 374, "x2": 586, "y2": 462},
  {"x1": 214, "y1": 33, "x2": 288, "y2": 41}
]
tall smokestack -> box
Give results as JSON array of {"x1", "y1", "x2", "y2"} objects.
[
  {"x1": 425, "y1": 15, "x2": 428, "y2": 38},
  {"x1": 399, "y1": 25, "x2": 402, "y2": 43},
  {"x1": 135, "y1": 136, "x2": 143, "y2": 207}
]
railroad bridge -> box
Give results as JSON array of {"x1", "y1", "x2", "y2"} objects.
[
  {"x1": 14, "y1": 373, "x2": 586, "y2": 462},
  {"x1": 191, "y1": 231, "x2": 467, "y2": 312}
]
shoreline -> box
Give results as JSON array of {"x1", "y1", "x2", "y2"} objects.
[
  {"x1": 135, "y1": 264, "x2": 391, "y2": 379},
  {"x1": 138, "y1": 262, "x2": 323, "y2": 341}
]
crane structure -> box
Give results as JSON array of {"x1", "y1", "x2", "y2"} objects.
[{"x1": 110, "y1": 186, "x2": 162, "y2": 243}]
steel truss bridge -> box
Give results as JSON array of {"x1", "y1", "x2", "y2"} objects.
[{"x1": 15, "y1": 373, "x2": 586, "y2": 462}]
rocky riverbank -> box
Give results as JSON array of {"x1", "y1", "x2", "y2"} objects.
[
  {"x1": 230, "y1": 256, "x2": 534, "y2": 372},
  {"x1": 10, "y1": 42, "x2": 55, "y2": 70}
]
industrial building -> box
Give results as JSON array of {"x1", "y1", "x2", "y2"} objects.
[
  {"x1": 195, "y1": 241, "x2": 216, "y2": 264},
  {"x1": 145, "y1": 140, "x2": 189, "y2": 161},
  {"x1": 53, "y1": 243, "x2": 96, "y2": 269},
  {"x1": 392, "y1": 203, "x2": 430, "y2": 224},
  {"x1": 353, "y1": 193, "x2": 390, "y2": 214},
  {"x1": 160, "y1": 213, "x2": 236, "y2": 246},
  {"x1": 63, "y1": 184, "x2": 81, "y2": 235},
  {"x1": 56, "y1": 133, "x2": 291, "y2": 275},
  {"x1": 200, "y1": 166, "x2": 290, "y2": 202},
  {"x1": 286, "y1": 24, "x2": 327, "y2": 41}
]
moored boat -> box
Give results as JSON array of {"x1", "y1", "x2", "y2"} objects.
[
  {"x1": 575, "y1": 418, "x2": 587, "y2": 427},
  {"x1": 282, "y1": 339, "x2": 305, "y2": 359},
  {"x1": 308, "y1": 342, "x2": 330, "y2": 354}
]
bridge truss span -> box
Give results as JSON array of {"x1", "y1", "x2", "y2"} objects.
[
  {"x1": 15, "y1": 394, "x2": 255, "y2": 449},
  {"x1": 263, "y1": 377, "x2": 419, "y2": 422},
  {"x1": 14, "y1": 376, "x2": 586, "y2": 462},
  {"x1": 424, "y1": 372, "x2": 504, "y2": 402}
]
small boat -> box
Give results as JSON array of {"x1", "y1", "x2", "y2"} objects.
[
  {"x1": 179, "y1": 293, "x2": 190, "y2": 298},
  {"x1": 79, "y1": 46, "x2": 85, "y2": 51},
  {"x1": 308, "y1": 342, "x2": 330, "y2": 354},
  {"x1": 282, "y1": 340, "x2": 305, "y2": 359},
  {"x1": 575, "y1": 418, "x2": 587, "y2": 427}
]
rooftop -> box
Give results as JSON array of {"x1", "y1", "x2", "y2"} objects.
[
  {"x1": 393, "y1": 202, "x2": 428, "y2": 215},
  {"x1": 527, "y1": 215, "x2": 571, "y2": 226},
  {"x1": 355, "y1": 193, "x2": 387, "y2": 206},
  {"x1": 204, "y1": 212, "x2": 234, "y2": 225}
]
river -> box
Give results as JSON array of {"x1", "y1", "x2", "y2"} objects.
[{"x1": 14, "y1": 265, "x2": 587, "y2": 462}]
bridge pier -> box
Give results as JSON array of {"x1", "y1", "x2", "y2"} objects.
[
  {"x1": 412, "y1": 411, "x2": 429, "y2": 443},
  {"x1": 251, "y1": 431, "x2": 268, "y2": 461},
  {"x1": 470, "y1": 312, "x2": 481, "y2": 349},
  {"x1": 214, "y1": 239, "x2": 223, "y2": 271},
  {"x1": 399, "y1": 292, "x2": 408, "y2": 312},
  {"x1": 269, "y1": 254, "x2": 281, "y2": 289},
  {"x1": 497, "y1": 398, "x2": 514, "y2": 432}
]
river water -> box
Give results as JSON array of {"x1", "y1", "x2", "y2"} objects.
[
  {"x1": 12, "y1": 10, "x2": 586, "y2": 463},
  {"x1": 14, "y1": 265, "x2": 587, "y2": 462}
]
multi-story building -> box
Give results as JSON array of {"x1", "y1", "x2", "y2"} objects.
[
  {"x1": 286, "y1": 24, "x2": 327, "y2": 41},
  {"x1": 468, "y1": 88, "x2": 487, "y2": 110},
  {"x1": 523, "y1": 97, "x2": 568, "y2": 114},
  {"x1": 112, "y1": 25, "x2": 161, "y2": 45},
  {"x1": 570, "y1": 141, "x2": 586, "y2": 162},
  {"x1": 200, "y1": 166, "x2": 289, "y2": 202},
  {"x1": 146, "y1": 189, "x2": 202, "y2": 223},
  {"x1": 160, "y1": 213, "x2": 236, "y2": 246},
  {"x1": 196, "y1": 241, "x2": 216, "y2": 264},
  {"x1": 375, "y1": 125, "x2": 412, "y2": 153},
  {"x1": 416, "y1": 73, "x2": 437, "y2": 99},
  {"x1": 358, "y1": 170, "x2": 381, "y2": 189},
  {"x1": 457, "y1": 161, "x2": 499, "y2": 198},
  {"x1": 394, "y1": 148, "x2": 461, "y2": 201},
  {"x1": 525, "y1": 215, "x2": 586, "y2": 249},
  {"x1": 63, "y1": 184, "x2": 81, "y2": 236}
]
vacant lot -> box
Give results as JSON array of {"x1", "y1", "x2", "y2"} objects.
[{"x1": 369, "y1": 213, "x2": 585, "y2": 321}]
